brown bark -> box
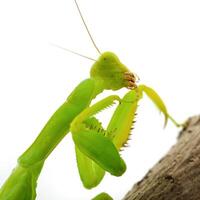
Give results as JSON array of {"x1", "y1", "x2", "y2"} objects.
[{"x1": 123, "y1": 115, "x2": 200, "y2": 200}]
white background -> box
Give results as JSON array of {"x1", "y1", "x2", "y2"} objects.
[{"x1": 0, "y1": 0, "x2": 200, "y2": 199}]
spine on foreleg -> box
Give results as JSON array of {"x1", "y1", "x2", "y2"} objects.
[{"x1": 107, "y1": 90, "x2": 139, "y2": 150}]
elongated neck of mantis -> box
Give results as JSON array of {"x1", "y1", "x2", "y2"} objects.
[{"x1": 92, "y1": 79, "x2": 105, "y2": 98}]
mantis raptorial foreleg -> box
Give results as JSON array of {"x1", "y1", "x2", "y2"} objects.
[
  {"x1": 71, "y1": 91, "x2": 139, "y2": 188},
  {"x1": 138, "y1": 85, "x2": 181, "y2": 127},
  {"x1": 107, "y1": 90, "x2": 140, "y2": 150},
  {"x1": 75, "y1": 117, "x2": 106, "y2": 189},
  {"x1": 73, "y1": 84, "x2": 181, "y2": 190},
  {"x1": 75, "y1": 146, "x2": 105, "y2": 189},
  {"x1": 71, "y1": 95, "x2": 126, "y2": 177}
]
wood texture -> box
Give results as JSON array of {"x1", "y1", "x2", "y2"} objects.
[{"x1": 123, "y1": 115, "x2": 200, "y2": 200}]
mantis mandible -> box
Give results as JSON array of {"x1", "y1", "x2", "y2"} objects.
[{"x1": 0, "y1": 0, "x2": 181, "y2": 199}]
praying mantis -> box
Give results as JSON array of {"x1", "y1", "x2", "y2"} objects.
[{"x1": 0, "y1": 1, "x2": 181, "y2": 200}]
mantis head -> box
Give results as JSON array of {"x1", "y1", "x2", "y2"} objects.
[{"x1": 90, "y1": 52, "x2": 139, "y2": 90}]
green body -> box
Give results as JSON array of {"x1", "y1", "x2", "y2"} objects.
[
  {"x1": 0, "y1": 52, "x2": 180, "y2": 199},
  {"x1": 18, "y1": 78, "x2": 97, "y2": 167},
  {"x1": 0, "y1": 78, "x2": 98, "y2": 199}
]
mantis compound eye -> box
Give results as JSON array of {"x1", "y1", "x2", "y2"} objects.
[{"x1": 124, "y1": 72, "x2": 139, "y2": 89}]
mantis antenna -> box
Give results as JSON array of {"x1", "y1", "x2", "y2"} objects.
[
  {"x1": 74, "y1": 0, "x2": 101, "y2": 55},
  {"x1": 50, "y1": 43, "x2": 97, "y2": 61}
]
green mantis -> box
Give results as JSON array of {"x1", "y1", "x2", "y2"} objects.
[{"x1": 0, "y1": 1, "x2": 181, "y2": 199}]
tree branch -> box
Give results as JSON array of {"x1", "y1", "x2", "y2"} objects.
[{"x1": 123, "y1": 115, "x2": 200, "y2": 200}]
